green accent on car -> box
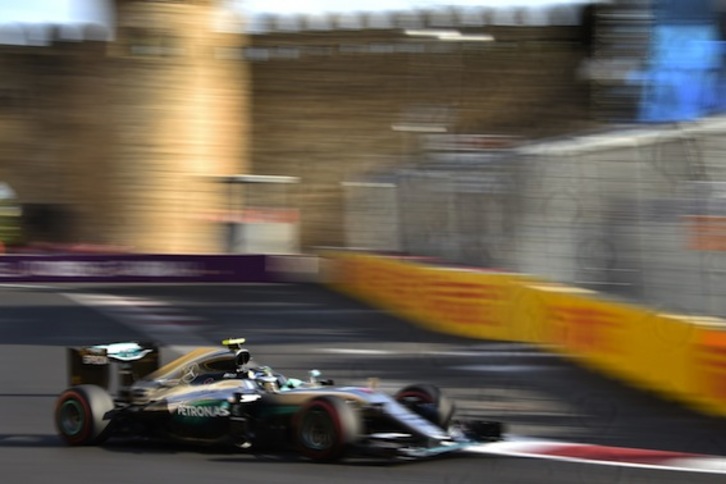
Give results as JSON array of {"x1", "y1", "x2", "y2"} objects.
[{"x1": 59, "y1": 400, "x2": 84, "y2": 436}]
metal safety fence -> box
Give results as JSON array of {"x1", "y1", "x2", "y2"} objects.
[{"x1": 343, "y1": 117, "x2": 726, "y2": 318}]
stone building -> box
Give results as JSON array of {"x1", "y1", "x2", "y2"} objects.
[
  {"x1": 0, "y1": 0, "x2": 247, "y2": 253},
  {"x1": 0, "y1": 1, "x2": 596, "y2": 252},
  {"x1": 248, "y1": 20, "x2": 596, "y2": 247}
]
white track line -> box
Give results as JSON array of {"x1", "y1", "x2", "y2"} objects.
[{"x1": 468, "y1": 439, "x2": 726, "y2": 475}]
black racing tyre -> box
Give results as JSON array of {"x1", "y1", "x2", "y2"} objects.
[
  {"x1": 54, "y1": 385, "x2": 115, "y2": 446},
  {"x1": 394, "y1": 383, "x2": 455, "y2": 429},
  {"x1": 293, "y1": 395, "x2": 362, "y2": 462}
]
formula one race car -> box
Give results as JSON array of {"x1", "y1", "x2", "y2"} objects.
[{"x1": 54, "y1": 338, "x2": 503, "y2": 461}]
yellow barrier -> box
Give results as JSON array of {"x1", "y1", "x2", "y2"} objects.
[
  {"x1": 327, "y1": 252, "x2": 530, "y2": 340},
  {"x1": 325, "y1": 251, "x2": 726, "y2": 418},
  {"x1": 528, "y1": 285, "x2": 698, "y2": 405}
]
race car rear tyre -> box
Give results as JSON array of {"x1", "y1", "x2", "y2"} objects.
[
  {"x1": 395, "y1": 384, "x2": 455, "y2": 429},
  {"x1": 294, "y1": 395, "x2": 362, "y2": 462},
  {"x1": 54, "y1": 385, "x2": 115, "y2": 446}
]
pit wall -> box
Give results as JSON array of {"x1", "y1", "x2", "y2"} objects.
[{"x1": 325, "y1": 251, "x2": 726, "y2": 418}]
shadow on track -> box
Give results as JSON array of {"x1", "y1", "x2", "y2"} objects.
[
  {"x1": 98, "y1": 439, "x2": 430, "y2": 467},
  {"x1": 0, "y1": 434, "x2": 61, "y2": 447},
  {"x1": 56, "y1": 437, "x2": 480, "y2": 468}
]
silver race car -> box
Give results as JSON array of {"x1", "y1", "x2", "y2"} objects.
[{"x1": 54, "y1": 338, "x2": 503, "y2": 461}]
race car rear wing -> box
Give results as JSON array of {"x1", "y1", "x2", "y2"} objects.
[{"x1": 68, "y1": 342, "x2": 159, "y2": 397}]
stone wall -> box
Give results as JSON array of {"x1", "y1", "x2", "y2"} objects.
[
  {"x1": 249, "y1": 26, "x2": 597, "y2": 248},
  {"x1": 0, "y1": 41, "x2": 113, "y2": 244},
  {"x1": 0, "y1": 7, "x2": 596, "y2": 252},
  {"x1": 109, "y1": 0, "x2": 248, "y2": 253},
  {"x1": 0, "y1": 1, "x2": 249, "y2": 252}
]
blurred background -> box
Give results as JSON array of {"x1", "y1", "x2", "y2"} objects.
[{"x1": 1, "y1": 0, "x2": 726, "y2": 316}]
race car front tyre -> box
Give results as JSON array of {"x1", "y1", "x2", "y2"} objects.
[
  {"x1": 294, "y1": 395, "x2": 362, "y2": 462},
  {"x1": 54, "y1": 384, "x2": 115, "y2": 446},
  {"x1": 394, "y1": 383, "x2": 455, "y2": 429}
]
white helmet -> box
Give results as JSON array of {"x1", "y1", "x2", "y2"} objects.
[{"x1": 234, "y1": 348, "x2": 251, "y2": 370}]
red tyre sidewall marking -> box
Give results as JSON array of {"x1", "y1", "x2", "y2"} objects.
[
  {"x1": 540, "y1": 444, "x2": 696, "y2": 464},
  {"x1": 397, "y1": 390, "x2": 434, "y2": 404},
  {"x1": 296, "y1": 399, "x2": 343, "y2": 460},
  {"x1": 55, "y1": 391, "x2": 92, "y2": 445}
]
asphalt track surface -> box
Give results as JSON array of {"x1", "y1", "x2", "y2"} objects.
[{"x1": 2, "y1": 283, "x2": 726, "y2": 483}]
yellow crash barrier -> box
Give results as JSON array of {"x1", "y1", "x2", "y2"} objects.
[{"x1": 324, "y1": 251, "x2": 726, "y2": 418}]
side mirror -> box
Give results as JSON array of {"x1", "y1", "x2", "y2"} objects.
[{"x1": 307, "y1": 370, "x2": 334, "y2": 386}]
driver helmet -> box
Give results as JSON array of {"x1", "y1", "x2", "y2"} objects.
[
  {"x1": 256, "y1": 366, "x2": 280, "y2": 392},
  {"x1": 234, "y1": 348, "x2": 251, "y2": 372}
]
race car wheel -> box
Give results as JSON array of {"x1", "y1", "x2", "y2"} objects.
[
  {"x1": 395, "y1": 384, "x2": 455, "y2": 429},
  {"x1": 54, "y1": 385, "x2": 115, "y2": 446},
  {"x1": 294, "y1": 396, "x2": 362, "y2": 462}
]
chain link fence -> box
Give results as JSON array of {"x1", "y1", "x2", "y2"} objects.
[{"x1": 343, "y1": 117, "x2": 726, "y2": 317}]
